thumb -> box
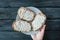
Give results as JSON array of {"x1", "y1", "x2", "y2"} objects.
[{"x1": 40, "y1": 25, "x2": 46, "y2": 34}]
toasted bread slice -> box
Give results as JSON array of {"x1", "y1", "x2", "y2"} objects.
[
  {"x1": 12, "y1": 20, "x2": 31, "y2": 32},
  {"x1": 18, "y1": 7, "x2": 35, "y2": 21},
  {"x1": 32, "y1": 13, "x2": 46, "y2": 30}
]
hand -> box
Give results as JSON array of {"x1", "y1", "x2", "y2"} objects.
[{"x1": 31, "y1": 25, "x2": 46, "y2": 40}]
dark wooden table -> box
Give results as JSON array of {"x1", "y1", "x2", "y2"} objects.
[{"x1": 0, "y1": 0, "x2": 60, "y2": 40}]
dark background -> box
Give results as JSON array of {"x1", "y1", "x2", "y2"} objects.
[{"x1": 0, "y1": 0, "x2": 60, "y2": 40}]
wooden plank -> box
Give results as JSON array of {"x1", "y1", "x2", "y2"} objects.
[
  {"x1": 0, "y1": 20, "x2": 13, "y2": 31},
  {"x1": 44, "y1": 31, "x2": 60, "y2": 40},
  {"x1": 0, "y1": 8, "x2": 18, "y2": 19},
  {"x1": 0, "y1": 0, "x2": 60, "y2": 2},
  {"x1": 0, "y1": 32, "x2": 32, "y2": 40},
  {"x1": 46, "y1": 20, "x2": 60, "y2": 31},
  {"x1": 0, "y1": 31, "x2": 60, "y2": 40},
  {"x1": 0, "y1": 1, "x2": 31, "y2": 8},
  {"x1": 39, "y1": 8, "x2": 60, "y2": 19},
  {"x1": 0, "y1": 8, "x2": 60, "y2": 19},
  {"x1": 8, "y1": 1, "x2": 60, "y2": 8},
  {"x1": 0, "y1": 19, "x2": 60, "y2": 31},
  {"x1": 0, "y1": 1, "x2": 60, "y2": 8}
]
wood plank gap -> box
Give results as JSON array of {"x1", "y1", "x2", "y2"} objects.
[
  {"x1": 0, "y1": 6, "x2": 60, "y2": 8},
  {"x1": 0, "y1": 30, "x2": 60, "y2": 32}
]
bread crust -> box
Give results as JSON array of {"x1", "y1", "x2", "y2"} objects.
[{"x1": 12, "y1": 20, "x2": 19, "y2": 32}]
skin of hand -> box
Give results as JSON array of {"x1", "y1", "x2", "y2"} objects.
[{"x1": 31, "y1": 25, "x2": 46, "y2": 40}]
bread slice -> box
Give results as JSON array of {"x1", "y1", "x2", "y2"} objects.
[
  {"x1": 17, "y1": 7, "x2": 35, "y2": 21},
  {"x1": 32, "y1": 13, "x2": 46, "y2": 30},
  {"x1": 12, "y1": 20, "x2": 31, "y2": 32}
]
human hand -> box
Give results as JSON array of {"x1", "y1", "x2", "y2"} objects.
[{"x1": 31, "y1": 25, "x2": 46, "y2": 40}]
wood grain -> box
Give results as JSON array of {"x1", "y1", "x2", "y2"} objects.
[
  {"x1": 44, "y1": 31, "x2": 60, "y2": 40},
  {"x1": 0, "y1": 8, "x2": 60, "y2": 19},
  {"x1": 0, "y1": 32, "x2": 32, "y2": 40},
  {"x1": 0, "y1": 8, "x2": 18, "y2": 19},
  {"x1": 0, "y1": 31, "x2": 59, "y2": 40},
  {"x1": 0, "y1": 0, "x2": 60, "y2": 40},
  {"x1": 0, "y1": 0, "x2": 60, "y2": 8}
]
